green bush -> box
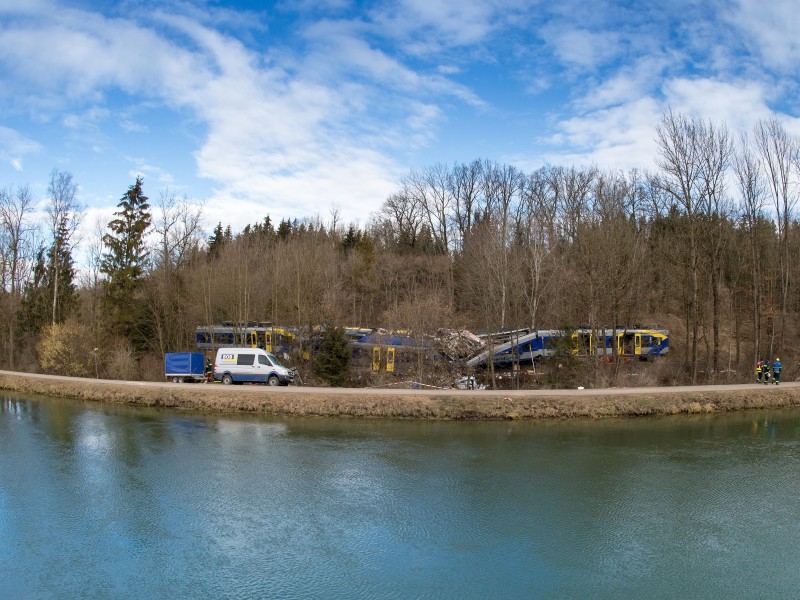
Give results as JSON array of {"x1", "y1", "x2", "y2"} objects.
[{"x1": 313, "y1": 327, "x2": 351, "y2": 386}]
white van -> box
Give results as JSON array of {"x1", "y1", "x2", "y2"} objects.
[{"x1": 214, "y1": 347, "x2": 295, "y2": 386}]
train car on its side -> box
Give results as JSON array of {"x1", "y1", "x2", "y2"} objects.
[{"x1": 466, "y1": 328, "x2": 669, "y2": 369}]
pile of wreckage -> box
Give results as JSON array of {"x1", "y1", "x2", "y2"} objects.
[{"x1": 348, "y1": 328, "x2": 485, "y2": 361}]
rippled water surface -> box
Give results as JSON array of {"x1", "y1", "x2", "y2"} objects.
[{"x1": 2, "y1": 393, "x2": 800, "y2": 598}]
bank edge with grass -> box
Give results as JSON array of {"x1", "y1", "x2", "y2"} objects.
[{"x1": 2, "y1": 371, "x2": 800, "y2": 420}]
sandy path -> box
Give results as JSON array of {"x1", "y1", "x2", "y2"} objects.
[{"x1": 1, "y1": 370, "x2": 798, "y2": 420}]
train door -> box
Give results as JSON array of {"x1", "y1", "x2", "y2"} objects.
[
  {"x1": 634, "y1": 333, "x2": 642, "y2": 355},
  {"x1": 264, "y1": 331, "x2": 273, "y2": 352},
  {"x1": 386, "y1": 347, "x2": 395, "y2": 373},
  {"x1": 602, "y1": 333, "x2": 613, "y2": 358},
  {"x1": 620, "y1": 332, "x2": 635, "y2": 356},
  {"x1": 573, "y1": 332, "x2": 593, "y2": 356},
  {"x1": 372, "y1": 347, "x2": 381, "y2": 371}
]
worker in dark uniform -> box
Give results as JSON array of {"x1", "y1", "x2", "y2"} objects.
[
  {"x1": 204, "y1": 357, "x2": 213, "y2": 383},
  {"x1": 761, "y1": 359, "x2": 771, "y2": 384},
  {"x1": 772, "y1": 358, "x2": 782, "y2": 385}
]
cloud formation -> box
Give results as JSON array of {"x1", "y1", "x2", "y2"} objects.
[{"x1": 0, "y1": 0, "x2": 796, "y2": 237}]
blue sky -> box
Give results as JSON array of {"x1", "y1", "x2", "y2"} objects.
[{"x1": 1, "y1": 0, "x2": 798, "y2": 247}]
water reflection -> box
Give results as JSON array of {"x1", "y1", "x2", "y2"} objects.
[{"x1": 2, "y1": 394, "x2": 800, "y2": 598}]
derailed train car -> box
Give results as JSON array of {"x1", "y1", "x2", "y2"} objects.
[
  {"x1": 466, "y1": 328, "x2": 669, "y2": 369},
  {"x1": 195, "y1": 322, "x2": 295, "y2": 356}
]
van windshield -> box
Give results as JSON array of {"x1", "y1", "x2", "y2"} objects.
[{"x1": 266, "y1": 352, "x2": 283, "y2": 367}]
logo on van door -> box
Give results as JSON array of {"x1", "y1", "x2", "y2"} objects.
[{"x1": 219, "y1": 353, "x2": 235, "y2": 362}]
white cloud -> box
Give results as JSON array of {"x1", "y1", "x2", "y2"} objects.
[
  {"x1": 370, "y1": 0, "x2": 506, "y2": 51},
  {"x1": 3, "y1": 0, "x2": 798, "y2": 241},
  {"x1": 119, "y1": 119, "x2": 149, "y2": 134},
  {"x1": 127, "y1": 161, "x2": 175, "y2": 186},
  {"x1": 0, "y1": 0, "x2": 52, "y2": 14},
  {"x1": 729, "y1": 0, "x2": 800, "y2": 72},
  {"x1": 662, "y1": 78, "x2": 772, "y2": 133},
  {"x1": 0, "y1": 126, "x2": 42, "y2": 170},
  {"x1": 576, "y1": 56, "x2": 668, "y2": 111},
  {"x1": 544, "y1": 97, "x2": 663, "y2": 171},
  {"x1": 200, "y1": 145, "x2": 400, "y2": 230},
  {"x1": 540, "y1": 25, "x2": 621, "y2": 70},
  {"x1": 544, "y1": 75, "x2": 786, "y2": 173},
  {"x1": 299, "y1": 18, "x2": 483, "y2": 108},
  {"x1": 62, "y1": 107, "x2": 112, "y2": 130},
  {"x1": 0, "y1": 4, "x2": 450, "y2": 229}
]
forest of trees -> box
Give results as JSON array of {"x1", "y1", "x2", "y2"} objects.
[{"x1": 1, "y1": 111, "x2": 800, "y2": 387}]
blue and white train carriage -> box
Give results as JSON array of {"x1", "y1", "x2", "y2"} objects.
[
  {"x1": 467, "y1": 328, "x2": 669, "y2": 368},
  {"x1": 195, "y1": 322, "x2": 295, "y2": 356}
]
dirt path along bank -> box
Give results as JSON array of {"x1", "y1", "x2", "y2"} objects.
[{"x1": 2, "y1": 370, "x2": 800, "y2": 420}]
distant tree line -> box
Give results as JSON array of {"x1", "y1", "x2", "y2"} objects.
[{"x1": 1, "y1": 111, "x2": 799, "y2": 386}]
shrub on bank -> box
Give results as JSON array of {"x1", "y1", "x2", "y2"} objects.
[
  {"x1": 312, "y1": 327, "x2": 351, "y2": 386},
  {"x1": 37, "y1": 322, "x2": 94, "y2": 377}
]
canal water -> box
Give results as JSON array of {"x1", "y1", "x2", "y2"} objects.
[{"x1": 2, "y1": 393, "x2": 799, "y2": 599}]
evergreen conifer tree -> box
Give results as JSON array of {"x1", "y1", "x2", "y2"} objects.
[
  {"x1": 100, "y1": 176, "x2": 152, "y2": 340},
  {"x1": 207, "y1": 222, "x2": 225, "y2": 256},
  {"x1": 46, "y1": 169, "x2": 81, "y2": 326},
  {"x1": 19, "y1": 248, "x2": 50, "y2": 336},
  {"x1": 312, "y1": 327, "x2": 351, "y2": 386},
  {"x1": 19, "y1": 223, "x2": 78, "y2": 336}
]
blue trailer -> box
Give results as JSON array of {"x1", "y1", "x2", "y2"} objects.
[{"x1": 165, "y1": 352, "x2": 207, "y2": 383}]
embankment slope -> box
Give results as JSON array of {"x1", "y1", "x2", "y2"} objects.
[{"x1": 2, "y1": 370, "x2": 799, "y2": 420}]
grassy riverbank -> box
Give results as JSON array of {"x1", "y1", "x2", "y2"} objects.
[{"x1": 2, "y1": 370, "x2": 800, "y2": 420}]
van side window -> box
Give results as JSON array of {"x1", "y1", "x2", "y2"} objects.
[
  {"x1": 237, "y1": 354, "x2": 255, "y2": 366},
  {"x1": 258, "y1": 354, "x2": 268, "y2": 365}
]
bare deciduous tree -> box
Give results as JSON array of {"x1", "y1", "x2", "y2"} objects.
[
  {"x1": 734, "y1": 133, "x2": 767, "y2": 367},
  {"x1": 655, "y1": 109, "x2": 703, "y2": 383},
  {"x1": 754, "y1": 117, "x2": 798, "y2": 357},
  {"x1": 146, "y1": 189, "x2": 205, "y2": 353},
  {"x1": 0, "y1": 185, "x2": 38, "y2": 368},
  {"x1": 697, "y1": 119, "x2": 733, "y2": 374}
]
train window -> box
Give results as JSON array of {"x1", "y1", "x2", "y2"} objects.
[
  {"x1": 196, "y1": 332, "x2": 211, "y2": 344},
  {"x1": 214, "y1": 333, "x2": 234, "y2": 344},
  {"x1": 237, "y1": 354, "x2": 255, "y2": 366}
]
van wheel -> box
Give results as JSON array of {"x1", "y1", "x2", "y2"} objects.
[
  {"x1": 172, "y1": 376, "x2": 180, "y2": 383},
  {"x1": 222, "y1": 374, "x2": 233, "y2": 385},
  {"x1": 268, "y1": 375, "x2": 280, "y2": 386}
]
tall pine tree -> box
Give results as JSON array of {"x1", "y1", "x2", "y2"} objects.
[
  {"x1": 100, "y1": 176, "x2": 152, "y2": 343},
  {"x1": 46, "y1": 169, "x2": 81, "y2": 326},
  {"x1": 312, "y1": 327, "x2": 351, "y2": 386},
  {"x1": 20, "y1": 230, "x2": 77, "y2": 337},
  {"x1": 207, "y1": 222, "x2": 225, "y2": 257},
  {"x1": 19, "y1": 248, "x2": 50, "y2": 337}
]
